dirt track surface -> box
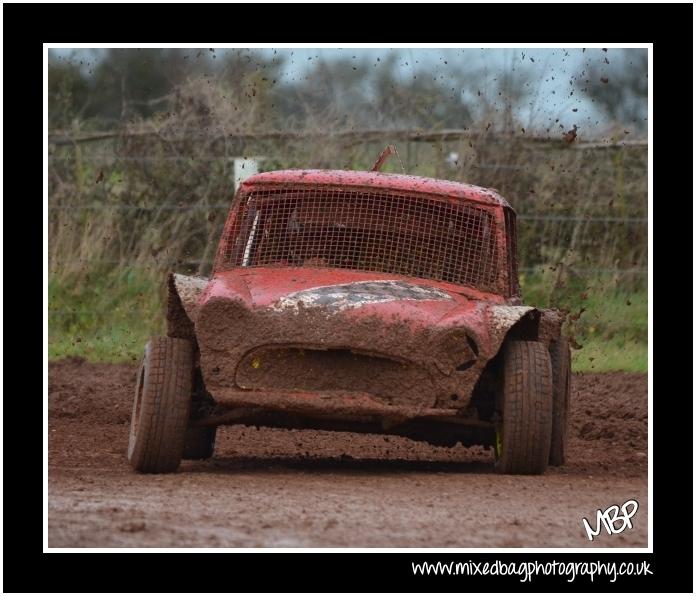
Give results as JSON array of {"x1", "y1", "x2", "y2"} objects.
[{"x1": 48, "y1": 359, "x2": 648, "y2": 548}]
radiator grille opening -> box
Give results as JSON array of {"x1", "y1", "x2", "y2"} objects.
[{"x1": 236, "y1": 346, "x2": 438, "y2": 406}]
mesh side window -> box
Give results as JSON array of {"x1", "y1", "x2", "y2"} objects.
[{"x1": 504, "y1": 207, "x2": 520, "y2": 298}]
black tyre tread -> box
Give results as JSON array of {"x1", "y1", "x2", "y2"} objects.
[
  {"x1": 548, "y1": 338, "x2": 571, "y2": 466},
  {"x1": 128, "y1": 337, "x2": 193, "y2": 473},
  {"x1": 496, "y1": 340, "x2": 553, "y2": 475},
  {"x1": 182, "y1": 426, "x2": 216, "y2": 460}
]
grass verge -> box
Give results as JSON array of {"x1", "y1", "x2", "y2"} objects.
[
  {"x1": 49, "y1": 267, "x2": 647, "y2": 372},
  {"x1": 49, "y1": 267, "x2": 163, "y2": 363},
  {"x1": 520, "y1": 271, "x2": 647, "y2": 373}
]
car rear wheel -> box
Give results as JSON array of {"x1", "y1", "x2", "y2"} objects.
[
  {"x1": 128, "y1": 337, "x2": 193, "y2": 473},
  {"x1": 548, "y1": 338, "x2": 571, "y2": 466},
  {"x1": 182, "y1": 426, "x2": 217, "y2": 460},
  {"x1": 494, "y1": 340, "x2": 553, "y2": 475}
]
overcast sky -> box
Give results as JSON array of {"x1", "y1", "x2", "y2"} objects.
[
  {"x1": 261, "y1": 47, "x2": 642, "y2": 130},
  {"x1": 52, "y1": 47, "x2": 647, "y2": 135}
]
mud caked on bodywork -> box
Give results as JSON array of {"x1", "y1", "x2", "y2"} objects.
[
  {"x1": 129, "y1": 163, "x2": 570, "y2": 475},
  {"x1": 166, "y1": 169, "x2": 565, "y2": 427}
]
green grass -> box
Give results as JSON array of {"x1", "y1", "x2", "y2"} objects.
[
  {"x1": 571, "y1": 338, "x2": 647, "y2": 373},
  {"x1": 48, "y1": 267, "x2": 648, "y2": 373},
  {"x1": 48, "y1": 267, "x2": 164, "y2": 362},
  {"x1": 520, "y1": 272, "x2": 648, "y2": 373}
]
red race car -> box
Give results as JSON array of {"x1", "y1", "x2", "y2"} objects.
[{"x1": 128, "y1": 151, "x2": 570, "y2": 475}]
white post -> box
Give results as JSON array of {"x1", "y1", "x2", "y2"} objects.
[{"x1": 233, "y1": 157, "x2": 259, "y2": 193}]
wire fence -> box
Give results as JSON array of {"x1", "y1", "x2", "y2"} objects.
[
  {"x1": 48, "y1": 126, "x2": 648, "y2": 290},
  {"x1": 48, "y1": 128, "x2": 649, "y2": 149}
]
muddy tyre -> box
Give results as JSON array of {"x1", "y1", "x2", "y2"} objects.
[
  {"x1": 494, "y1": 341, "x2": 553, "y2": 475},
  {"x1": 182, "y1": 426, "x2": 216, "y2": 460},
  {"x1": 128, "y1": 337, "x2": 193, "y2": 473},
  {"x1": 548, "y1": 338, "x2": 571, "y2": 466}
]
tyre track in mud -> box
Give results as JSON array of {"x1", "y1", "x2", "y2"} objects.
[{"x1": 48, "y1": 359, "x2": 648, "y2": 547}]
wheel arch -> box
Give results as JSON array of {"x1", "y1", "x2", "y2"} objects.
[
  {"x1": 488, "y1": 305, "x2": 566, "y2": 357},
  {"x1": 470, "y1": 306, "x2": 564, "y2": 413},
  {"x1": 166, "y1": 273, "x2": 208, "y2": 342}
]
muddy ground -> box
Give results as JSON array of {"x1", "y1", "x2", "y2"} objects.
[{"x1": 48, "y1": 359, "x2": 648, "y2": 548}]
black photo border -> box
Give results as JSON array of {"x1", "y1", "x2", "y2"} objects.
[{"x1": 4, "y1": 1, "x2": 692, "y2": 592}]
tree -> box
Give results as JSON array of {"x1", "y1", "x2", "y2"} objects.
[
  {"x1": 578, "y1": 49, "x2": 648, "y2": 133},
  {"x1": 48, "y1": 51, "x2": 90, "y2": 128},
  {"x1": 86, "y1": 48, "x2": 199, "y2": 122}
]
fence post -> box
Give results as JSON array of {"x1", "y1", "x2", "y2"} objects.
[{"x1": 233, "y1": 157, "x2": 259, "y2": 194}]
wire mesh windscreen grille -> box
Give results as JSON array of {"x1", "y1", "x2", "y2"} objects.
[{"x1": 218, "y1": 187, "x2": 501, "y2": 291}]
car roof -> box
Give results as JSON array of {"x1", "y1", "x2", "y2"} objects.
[{"x1": 241, "y1": 169, "x2": 511, "y2": 208}]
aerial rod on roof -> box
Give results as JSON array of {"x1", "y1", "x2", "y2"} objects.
[{"x1": 370, "y1": 145, "x2": 406, "y2": 174}]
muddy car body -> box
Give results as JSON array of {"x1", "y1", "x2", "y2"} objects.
[{"x1": 129, "y1": 165, "x2": 571, "y2": 475}]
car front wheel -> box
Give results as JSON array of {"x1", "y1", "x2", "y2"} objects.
[
  {"x1": 548, "y1": 338, "x2": 571, "y2": 466},
  {"x1": 494, "y1": 340, "x2": 553, "y2": 475},
  {"x1": 127, "y1": 337, "x2": 193, "y2": 473}
]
